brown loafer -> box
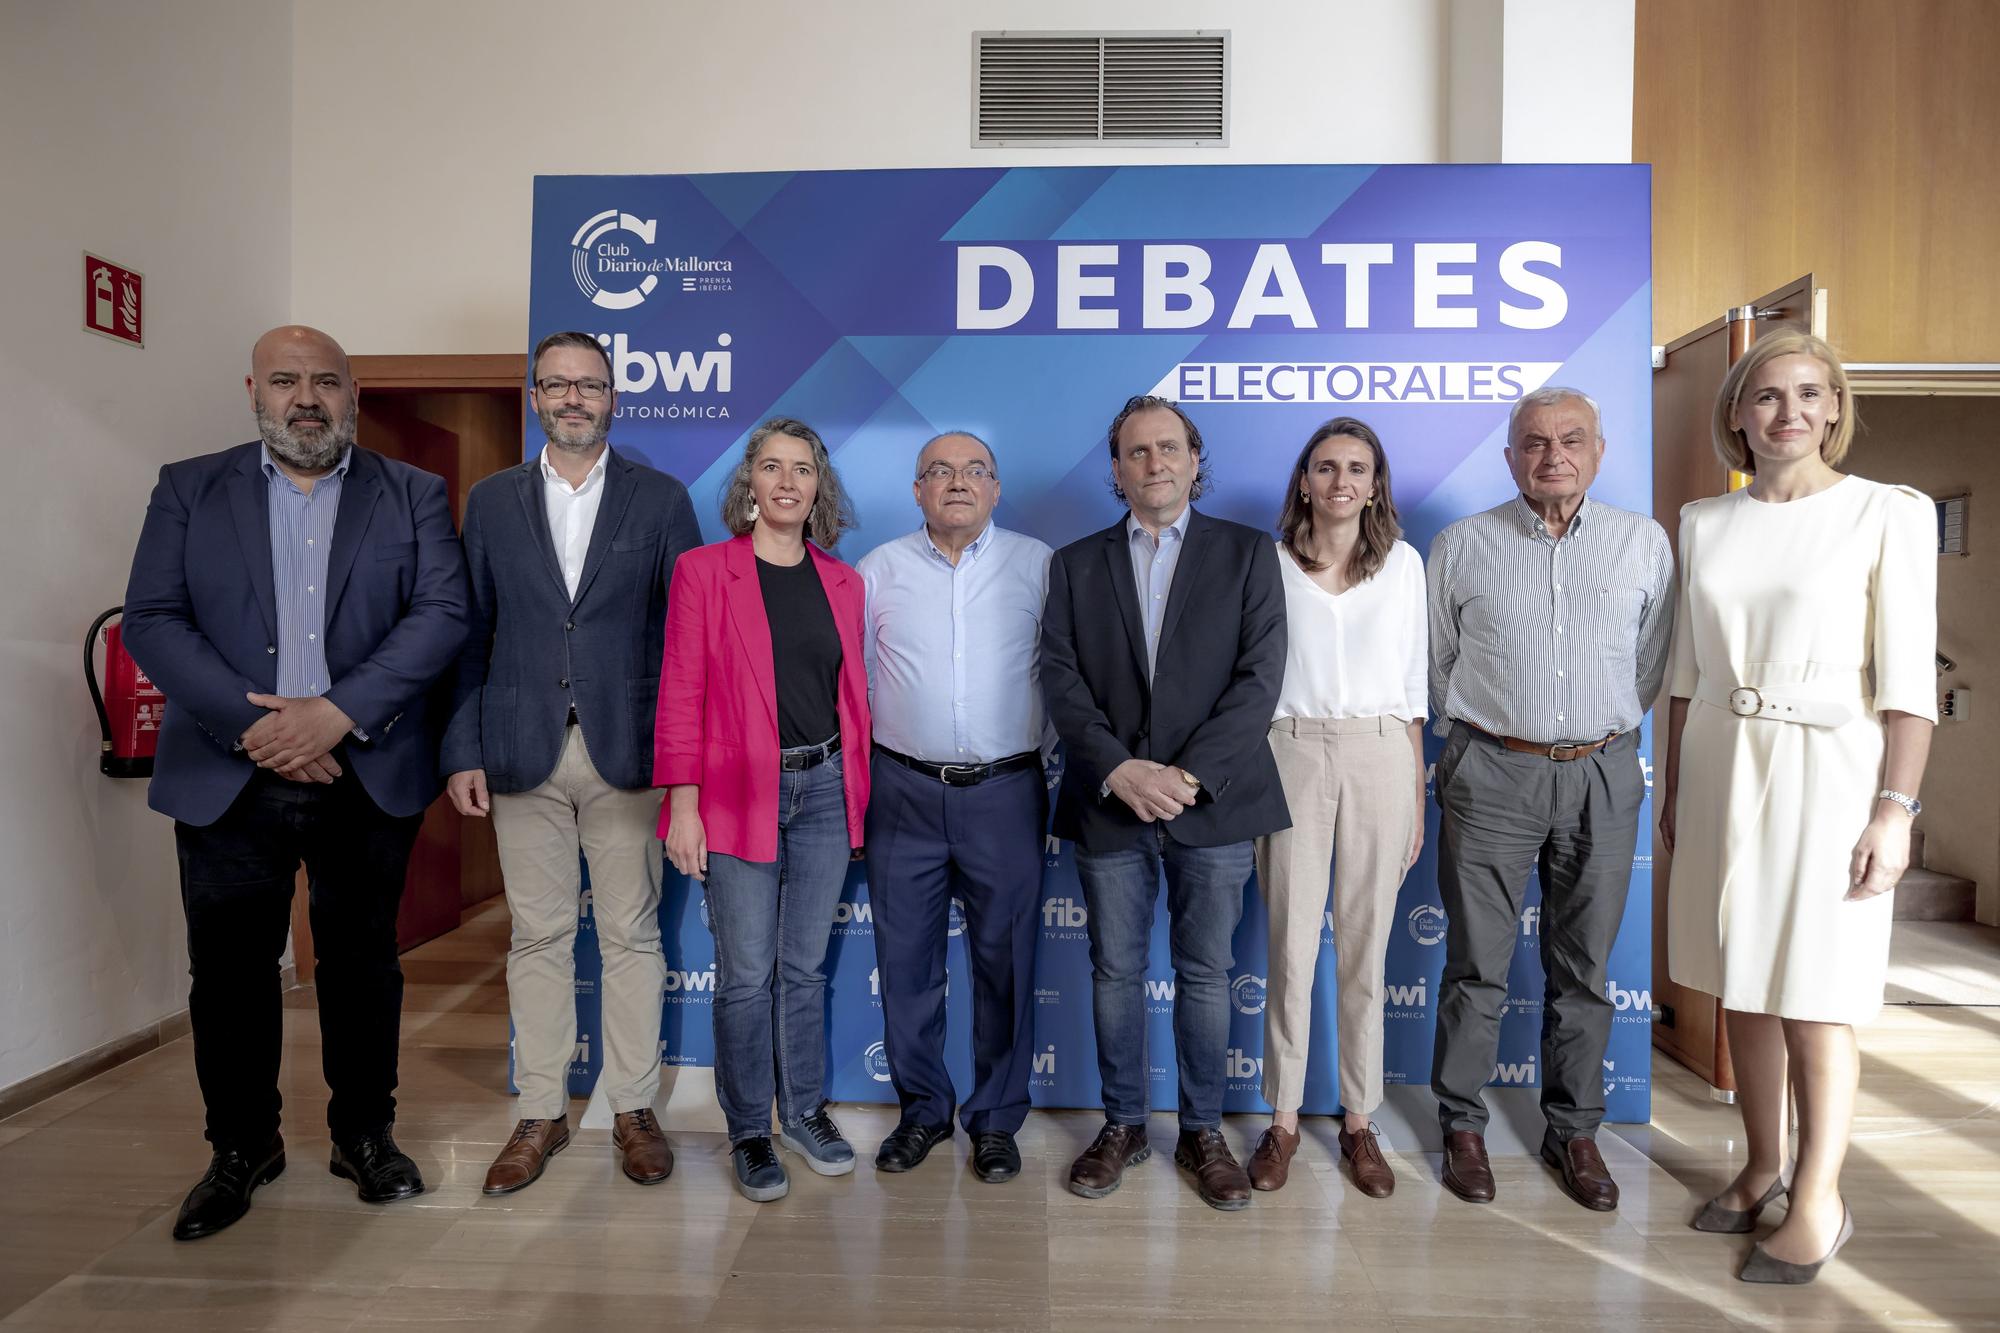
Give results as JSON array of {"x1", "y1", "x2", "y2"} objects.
[
  {"x1": 1067, "y1": 1122, "x2": 1150, "y2": 1199},
  {"x1": 1338, "y1": 1124, "x2": 1396, "y2": 1198},
  {"x1": 1542, "y1": 1132, "x2": 1618, "y2": 1211},
  {"x1": 1174, "y1": 1128, "x2": 1252, "y2": 1211},
  {"x1": 1247, "y1": 1124, "x2": 1298, "y2": 1191},
  {"x1": 613, "y1": 1109, "x2": 674, "y2": 1185},
  {"x1": 1441, "y1": 1130, "x2": 1495, "y2": 1202},
  {"x1": 482, "y1": 1116, "x2": 570, "y2": 1195}
]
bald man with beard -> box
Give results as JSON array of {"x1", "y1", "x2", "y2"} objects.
[{"x1": 123, "y1": 325, "x2": 469, "y2": 1240}]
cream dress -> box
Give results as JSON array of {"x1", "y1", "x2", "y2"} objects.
[{"x1": 1666, "y1": 476, "x2": 1936, "y2": 1024}]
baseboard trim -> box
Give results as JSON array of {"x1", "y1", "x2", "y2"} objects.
[{"x1": 0, "y1": 965, "x2": 295, "y2": 1122}]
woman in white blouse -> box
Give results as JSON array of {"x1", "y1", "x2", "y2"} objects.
[{"x1": 1246, "y1": 417, "x2": 1427, "y2": 1199}]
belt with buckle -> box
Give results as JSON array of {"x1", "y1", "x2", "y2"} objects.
[
  {"x1": 779, "y1": 735, "x2": 841, "y2": 772},
  {"x1": 1694, "y1": 681, "x2": 1863, "y2": 727},
  {"x1": 1466, "y1": 722, "x2": 1621, "y2": 762},
  {"x1": 876, "y1": 745, "x2": 1038, "y2": 787}
]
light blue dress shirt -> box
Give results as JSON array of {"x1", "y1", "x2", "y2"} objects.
[
  {"x1": 858, "y1": 522, "x2": 1054, "y2": 765},
  {"x1": 261, "y1": 444, "x2": 349, "y2": 699},
  {"x1": 1127, "y1": 505, "x2": 1191, "y2": 681}
]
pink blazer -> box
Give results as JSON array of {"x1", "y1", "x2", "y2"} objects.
[{"x1": 653, "y1": 535, "x2": 871, "y2": 861}]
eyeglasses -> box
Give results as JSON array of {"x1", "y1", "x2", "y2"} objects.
[
  {"x1": 917, "y1": 462, "x2": 995, "y2": 484},
  {"x1": 536, "y1": 376, "x2": 610, "y2": 400}
]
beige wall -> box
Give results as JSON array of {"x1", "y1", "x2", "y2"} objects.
[
  {"x1": 1846, "y1": 396, "x2": 2000, "y2": 924},
  {"x1": 0, "y1": 3, "x2": 293, "y2": 1090}
]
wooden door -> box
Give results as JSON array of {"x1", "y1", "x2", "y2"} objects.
[{"x1": 1650, "y1": 275, "x2": 1823, "y2": 1096}]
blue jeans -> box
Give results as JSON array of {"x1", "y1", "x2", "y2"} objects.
[
  {"x1": 1074, "y1": 828, "x2": 1252, "y2": 1130},
  {"x1": 703, "y1": 756, "x2": 850, "y2": 1142}
]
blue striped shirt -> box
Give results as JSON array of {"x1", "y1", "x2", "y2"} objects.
[
  {"x1": 261, "y1": 444, "x2": 349, "y2": 699},
  {"x1": 1427, "y1": 494, "x2": 1674, "y2": 745}
]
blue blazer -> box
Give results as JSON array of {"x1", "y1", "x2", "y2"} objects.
[
  {"x1": 122, "y1": 442, "x2": 471, "y2": 826},
  {"x1": 441, "y1": 448, "x2": 701, "y2": 793}
]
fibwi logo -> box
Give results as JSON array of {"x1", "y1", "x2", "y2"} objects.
[
  {"x1": 663, "y1": 966, "x2": 715, "y2": 1000},
  {"x1": 1385, "y1": 978, "x2": 1428, "y2": 1015},
  {"x1": 1492, "y1": 1056, "x2": 1537, "y2": 1085},
  {"x1": 578, "y1": 888, "x2": 593, "y2": 920},
  {"x1": 1144, "y1": 978, "x2": 1176, "y2": 1007},
  {"x1": 1032, "y1": 1044, "x2": 1057, "y2": 1076},
  {"x1": 1606, "y1": 979, "x2": 1653, "y2": 1022},
  {"x1": 1042, "y1": 896, "x2": 1087, "y2": 935},
  {"x1": 571, "y1": 1035, "x2": 591, "y2": 1067},
  {"x1": 571, "y1": 210, "x2": 663, "y2": 310},
  {"x1": 948, "y1": 896, "x2": 967, "y2": 938},
  {"x1": 832, "y1": 896, "x2": 873, "y2": 935},
  {"x1": 1230, "y1": 973, "x2": 1267, "y2": 1015},
  {"x1": 863, "y1": 1040, "x2": 893, "y2": 1083},
  {"x1": 1225, "y1": 1047, "x2": 1263, "y2": 1083},
  {"x1": 1407, "y1": 902, "x2": 1447, "y2": 946}
]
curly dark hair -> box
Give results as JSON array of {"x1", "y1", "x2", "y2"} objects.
[
  {"x1": 1104, "y1": 394, "x2": 1212, "y2": 505},
  {"x1": 721, "y1": 417, "x2": 857, "y2": 550}
]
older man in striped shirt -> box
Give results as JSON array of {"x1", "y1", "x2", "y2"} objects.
[{"x1": 1426, "y1": 386, "x2": 1673, "y2": 1214}]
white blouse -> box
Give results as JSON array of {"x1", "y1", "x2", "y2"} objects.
[{"x1": 1272, "y1": 539, "x2": 1428, "y2": 722}]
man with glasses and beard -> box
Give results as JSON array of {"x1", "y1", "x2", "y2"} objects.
[
  {"x1": 444, "y1": 331, "x2": 701, "y2": 1196},
  {"x1": 123, "y1": 325, "x2": 470, "y2": 1239}
]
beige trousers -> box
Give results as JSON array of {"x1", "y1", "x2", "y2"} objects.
[
  {"x1": 492, "y1": 726, "x2": 666, "y2": 1119},
  {"x1": 1253, "y1": 716, "x2": 1417, "y2": 1115}
]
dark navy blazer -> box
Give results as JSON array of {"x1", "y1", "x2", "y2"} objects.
[
  {"x1": 1040, "y1": 508, "x2": 1292, "y2": 853},
  {"x1": 122, "y1": 442, "x2": 471, "y2": 826},
  {"x1": 441, "y1": 448, "x2": 700, "y2": 794}
]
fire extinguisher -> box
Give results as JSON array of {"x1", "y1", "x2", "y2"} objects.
[{"x1": 87, "y1": 607, "x2": 164, "y2": 778}]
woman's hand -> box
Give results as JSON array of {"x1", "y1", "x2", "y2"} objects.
[
  {"x1": 1847, "y1": 809, "x2": 1912, "y2": 901},
  {"x1": 1405, "y1": 782, "x2": 1426, "y2": 871},
  {"x1": 665, "y1": 785, "x2": 707, "y2": 882},
  {"x1": 1657, "y1": 780, "x2": 1677, "y2": 856}
]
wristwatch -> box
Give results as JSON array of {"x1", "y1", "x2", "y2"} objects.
[{"x1": 1878, "y1": 789, "x2": 1922, "y2": 817}]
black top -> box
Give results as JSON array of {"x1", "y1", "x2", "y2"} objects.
[{"x1": 757, "y1": 554, "x2": 842, "y2": 749}]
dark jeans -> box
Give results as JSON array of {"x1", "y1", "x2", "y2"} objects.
[
  {"x1": 865, "y1": 754, "x2": 1046, "y2": 1135},
  {"x1": 1074, "y1": 828, "x2": 1252, "y2": 1131},
  {"x1": 173, "y1": 761, "x2": 422, "y2": 1151},
  {"x1": 1430, "y1": 723, "x2": 1643, "y2": 1140},
  {"x1": 704, "y1": 756, "x2": 849, "y2": 1142}
]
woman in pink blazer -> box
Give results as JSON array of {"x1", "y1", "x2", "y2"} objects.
[{"x1": 653, "y1": 417, "x2": 871, "y2": 1203}]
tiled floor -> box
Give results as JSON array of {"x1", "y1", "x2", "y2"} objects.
[{"x1": 3, "y1": 902, "x2": 1995, "y2": 1330}]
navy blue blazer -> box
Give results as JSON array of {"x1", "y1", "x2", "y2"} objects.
[
  {"x1": 1040, "y1": 508, "x2": 1291, "y2": 852},
  {"x1": 123, "y1": 442, "x2": 471, "y2": 826},
  {"x1": 441, "y1": 448, "x2": 701, "y2": 793}
]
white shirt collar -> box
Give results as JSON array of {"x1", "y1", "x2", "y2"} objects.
[{"x1": 540, "y1": 444, "x2": 608, "y2": 493}]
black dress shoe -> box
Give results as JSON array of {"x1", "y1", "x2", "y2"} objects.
[
  {"x1": 874, "y1": 1120, "x2": 952, "y2": 1172},
  {"x1": 173, "y1": 1135, "x2": 286, "y2": 1241},
  {"x1": 329, "y1": 1129, "x2": 425, "y2": 1203},
  {"x1": 970, "y1": 1131, "x2": 1021, "y2": 1183}
]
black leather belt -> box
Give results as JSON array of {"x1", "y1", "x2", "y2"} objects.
[
  {"x1": 876, "y1": 745, "x2": 1038, "y2": 787},
  {"x1": 780, "y1": 735, "x2": 841, "y2": 771}
]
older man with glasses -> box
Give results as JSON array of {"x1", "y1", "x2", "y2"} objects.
[
  {"x1": 443, "y1": 330, "x2": 701, "y2": 1196},
  {"x1": 858, "y1": 431, "x2": 1054, "y2": 1183}
]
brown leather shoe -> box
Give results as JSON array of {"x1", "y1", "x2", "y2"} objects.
[
  {"x1": 1542, "y1": 1133, "x2": 1618, "y2": 1211},
  {"x1": 1067, "y1": 1122, "x2": 1150, "y2": 1199},
  {"x1": 1175, "y1": 1128, "x2": 1252, "y2": 1211},
  {"x1": 482, "y1": 1116, "x2": 570, "y2": 1195},
  {"x1": 613, "y1": 1109, "x2": 674, "y2": 1185},
  {"x1": 1441, "y1": 1130, "x2": 1496, "y2": 1202},
  {"x1": 1339, "y1": 1123, "x2": 1396, "y2": 1198},
  {"x1": 1247, "y1": 1124, "x2": 1298, "y2": 1191}
]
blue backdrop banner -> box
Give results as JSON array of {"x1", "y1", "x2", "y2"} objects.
[{"x1": 520, "y1": 164, "x2": 1656, "y2": 1122}]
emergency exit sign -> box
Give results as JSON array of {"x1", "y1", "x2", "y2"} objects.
[{"x1": 84, "y1": 253, "x2": 143, "y2": 347}]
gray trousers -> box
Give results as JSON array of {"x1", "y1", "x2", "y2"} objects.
[{"x1": 1430, "y1": 722, "x2": 1643, "y2": 1141}]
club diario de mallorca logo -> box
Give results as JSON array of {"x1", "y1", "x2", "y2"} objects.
[{"x1": 571, "y1": 209, "x2": 737, "y2": 309}]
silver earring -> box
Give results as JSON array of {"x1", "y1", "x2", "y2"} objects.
[{"x1": 747, "y1": 502, "x2": 760, "y2": 523}]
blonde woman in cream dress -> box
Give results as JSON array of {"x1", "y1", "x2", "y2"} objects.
[{"x1": 1660, "y1": 330, "x2": 1936, "y2": 1286}]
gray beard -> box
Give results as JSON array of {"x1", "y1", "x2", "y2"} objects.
[
  {"x1": 257, "y1": 404, "x2": 355, "y2": 472},
  {"x1": 538, "y1": 404, "x2": 609, "y2": 453}
]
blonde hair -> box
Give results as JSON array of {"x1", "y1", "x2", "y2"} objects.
[{"x1": 1712, "y1": 328, "x2": 1858, "y2": 474}]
